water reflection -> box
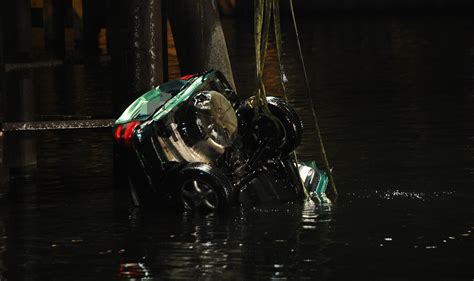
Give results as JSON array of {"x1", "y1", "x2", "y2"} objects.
[
  {"x1": 0, "y1": 132, "x2": 9, "y2": 197},
  {"x1": 116, "y1": 210, "x2": 235, "y2": 279},
  {"x1": 116, "y1": 197, "x2": 335, "y2": 281},
  {"x1": 4, "y1": 133, "x2": 37, "y2": 179},
  {"x1": 0, "y1": 203, "x2": 8, "y2": 281},
  {"x1": 4, "y1": 67, "x2": 38, "y2": 179}
]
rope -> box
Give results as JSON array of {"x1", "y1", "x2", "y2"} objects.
[
  {"x1": 288, "y1": 0, "x2": 338, "y2": 196},
  {"x1": 254, "y1": 0, "x2": 309, "y2": 198},
  {"x1": 254, "y1": 0, "x2": 271, "y2": 115},
  {"x1": 271, "y1": 0, "x2": 307, "y2": 198}
]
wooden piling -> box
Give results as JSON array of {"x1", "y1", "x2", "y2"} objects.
[
  {"x1": 3, "y1": 0, "x2": 37, "y2": 172},
  {"x1": 128, "y1": 0, "x2": 166, "y2": 94},
  {"x1": 3, "y1": 0, "x2": 32, "y2": 60},
  {"x1": 0, "y1": 4, "x2": 10, "y2": 191},
  {"x1": 43, "y1": 0, "x2": 66, "y2": 58},
  {"x1": 109, "y1": 0, "x2": 166, "y2": 115},
  {"x1": 1, "y1": 2, "x2": 4, "y2": 122},
  {"x1": 72, "y1": 0, "x2": 84, "y2": 54},
  {"x1": 82, "y1": 0, "x2": 106, "y2": 55},
  {"x1": 168, "y1": 0, "x2": 236, "y2": 90},
  {"x1": 82, "y1": 0, "x2": 97, "y2": 55}
]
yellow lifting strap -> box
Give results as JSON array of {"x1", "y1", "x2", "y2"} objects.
[
  {"x1": 254, "y1": 0, "x2": 338, "y2": 196},
  {"x1": 254, "y1": 0, "x2": 309, "y2": 198},
  {"x1": 288, "y1": 0, "x2": 338, "y2": 196},
  {"x1": 254, "y1": 0, "x2": 271, "y2": 115}
]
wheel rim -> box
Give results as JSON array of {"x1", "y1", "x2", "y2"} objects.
[{"x1": 181, "y1": 179, "x2": 219, "y2": 211}]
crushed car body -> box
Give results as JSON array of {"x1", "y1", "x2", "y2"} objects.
[{"x1": 113, "y1": 70, "x2": 328, "y2": 211}]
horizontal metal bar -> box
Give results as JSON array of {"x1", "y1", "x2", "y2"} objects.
[
  {"x1": 4, "y1": 60, "x2": 64, "y2": 72},
  {"x1": 1, "y1": 119, "x2": 116, "y2": 131}
]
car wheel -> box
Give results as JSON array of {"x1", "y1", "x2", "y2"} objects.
[
  {"x1": 177, "y1": 163, "x2": 235, "y2": 212},
  {"x1": 266, "y1": 96, "x2": 303, "y2": 155}
]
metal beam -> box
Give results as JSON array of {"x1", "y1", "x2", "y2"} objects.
[
  {"x1": 4, "y1": 60, "x2": 64, "y2": 72},
  {"x1": 2, "y1": 119, "x2": 115, "y2": 131}
]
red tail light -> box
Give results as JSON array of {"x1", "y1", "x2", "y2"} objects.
[
  {"x1": 123, "y1": 121, "x2": 141, "y2": 145},
  {"x1": 180, "y1": 74, "x2": 196, "y2": 80},
  {"x1": 114, "y1": 125, "x2": 123, "y2": 142}
]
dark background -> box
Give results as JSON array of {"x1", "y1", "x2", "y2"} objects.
[{"x1": 0, "y1": 1, "x2": 473, "y2": 280}]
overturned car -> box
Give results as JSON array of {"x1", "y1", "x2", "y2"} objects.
[{"x1": 114, "y1": 70, "x2": 328, "y2": 211}]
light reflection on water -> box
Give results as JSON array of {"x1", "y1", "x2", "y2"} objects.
[{"x1": 116, "y1": 198, "x2": 335, "y2": 280}]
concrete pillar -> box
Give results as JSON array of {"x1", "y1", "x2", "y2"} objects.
[
  {"x1": 168, "y1": 0, "x2": 236, "y2": 90},
  {"x1": 43, "y1": 0, "x2": 66, "y2": 58}
]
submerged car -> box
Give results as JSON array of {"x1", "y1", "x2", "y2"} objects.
[{"x1": 113, "y1": 70, "x2": 328, "y2": 211}]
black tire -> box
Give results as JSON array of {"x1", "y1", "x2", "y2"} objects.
[
  {"x1": 177, "y1": 163, "x2": 235, "y2": 212},
  {"x1": 266, "y1": 96, "x2": 303, "y2": 155}
]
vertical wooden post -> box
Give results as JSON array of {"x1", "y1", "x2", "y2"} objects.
[
  {"x1": 3, "y1": 0, "x2": 32, "y2": 60},
  {"x1": 0, "y1": 2, "x2": 4, "y2": 123},
  {"x1": 43, "y1": 0, "x2": 66, "y2": 58},
  {"x1": 128, "y1": 0, "x2": 165, "y2": 94},
  {"x1": 110, "y1": 0, "x2": 166, "y2": 115},
  {"x1": 82, "y1": 0, "x2": 98, "y2": 55},
  {"x1": 108, "y1": 0, "x2": 126, "y2": 115},
  {"x1": 168, "y1": 0, "x2": 236, "y2": 90},
  {"x1": 72, "y1": 0, "x2": 84, "y2": 54},
  {"x1": 3, "y1": 0, "x2": 37, "y2": 173},
  {"x1": 0, "y1": 3, "x2": 10, "y2": 193},
  {"x1": 82, "y1": 0, "x2": 106, "y2": 56}
]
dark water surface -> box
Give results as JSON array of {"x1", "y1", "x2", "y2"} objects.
[{"x1": 2, "y1": 16, "x2": 474, "y2": 280}]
